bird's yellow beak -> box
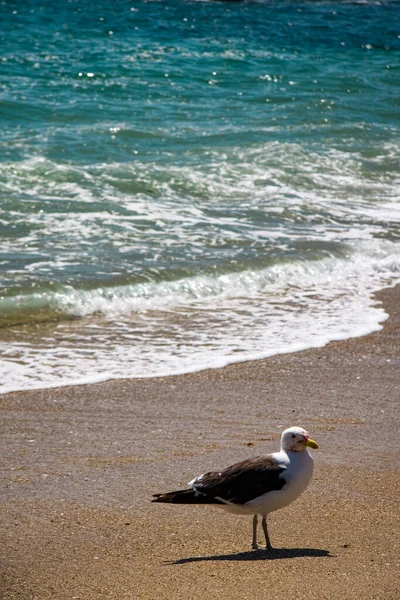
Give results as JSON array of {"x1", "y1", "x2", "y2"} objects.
[{"x1": 305, "y1": 438, "x2": 319, "y2": 449}]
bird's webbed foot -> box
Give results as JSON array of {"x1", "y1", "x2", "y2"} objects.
[{"x1": 251, "y1": 543, "x2": 273, "y2": 551}]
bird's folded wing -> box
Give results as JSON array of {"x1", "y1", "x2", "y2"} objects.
[{"x1": 192, "y1": 456, "x2": 287, "y2": 505}]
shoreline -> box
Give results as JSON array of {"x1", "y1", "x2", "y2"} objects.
[
  {"x1": 1, "y1": 285, "x2": 399, "y2": 599},
  {"x1": 0, "y1": 281, "x2": 395, "y2": 397}
]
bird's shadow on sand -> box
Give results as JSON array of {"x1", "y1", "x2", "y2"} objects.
[{"x1": 166, "y1": 547, "x2": 332, "y2": 565}]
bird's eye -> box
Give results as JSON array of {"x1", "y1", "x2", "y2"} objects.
[{"x1": 291, "y1": 434, "x2": 296, "y2": 438}]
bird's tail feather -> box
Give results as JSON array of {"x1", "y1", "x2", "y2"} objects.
[{"x1": 152, "y1": 489, "x2": 223, "y2": 505}]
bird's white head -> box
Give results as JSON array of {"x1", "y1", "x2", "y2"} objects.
[{"x1": 281, "y1": 426, "x2": 319, "y2": 452}]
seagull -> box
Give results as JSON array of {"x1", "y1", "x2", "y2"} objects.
[{"x1": 152, "y1": 426, "x2": 319, "y2": 550}]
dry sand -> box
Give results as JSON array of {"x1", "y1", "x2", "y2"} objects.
[{"x1": 1, "y1": 286, "x2": 399, "y2": 600}]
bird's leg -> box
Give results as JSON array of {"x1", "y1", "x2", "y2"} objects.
[
  {"x1": 251, "y1": 514, "x2": 259, "y2": 549},
  {"x1": 261, "y1": 515, "x2": 273, "y2": 551}
]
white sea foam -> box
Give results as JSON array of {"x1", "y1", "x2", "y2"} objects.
[
  {"x1": 1, "y1": 141, "x2": 399, "y2": 394},
  {"x1": 1, "y1": 238, "x2": 399, "y2": 395},
  {"x1": 48, "y1": 239, "x2": 398, "y2": 317}
]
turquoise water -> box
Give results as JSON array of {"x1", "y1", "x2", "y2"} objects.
[{"x1": 1, "y1": 0, "x2": 399, "y2": 393}]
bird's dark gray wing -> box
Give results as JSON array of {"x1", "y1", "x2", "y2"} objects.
[{"x1": 191, "y1": 456, "x2": 286, "y2": 505}]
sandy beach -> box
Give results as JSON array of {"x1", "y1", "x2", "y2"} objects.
[{"x1": 1, "y1": 286, "x2": 399, "y2": 600}]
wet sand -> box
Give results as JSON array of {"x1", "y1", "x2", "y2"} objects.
[{"x1": 1, "y1": 286, "x2": 399, "y2": 599}]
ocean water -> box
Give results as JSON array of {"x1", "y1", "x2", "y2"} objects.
[{"x1": 1, "y1": 0, "x2": 399, "y2": 394}]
